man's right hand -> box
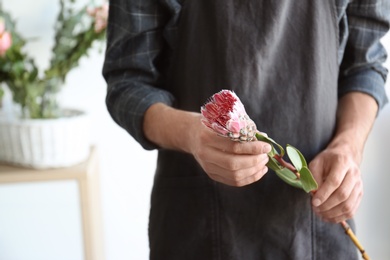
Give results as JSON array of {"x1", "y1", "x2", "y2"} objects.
[{"x1": 144, "y1": 103, "x2": 271, "y2": 187}]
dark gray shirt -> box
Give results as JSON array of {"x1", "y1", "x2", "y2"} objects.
[{"x1": 103, "y1": 0, "x2": 389, "y2": 150}]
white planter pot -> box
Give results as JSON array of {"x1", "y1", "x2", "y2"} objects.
[{"x1": 0, "y1": 109, "x2": 90, "y2": 169}]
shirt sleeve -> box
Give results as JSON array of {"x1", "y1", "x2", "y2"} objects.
[
  {"x1": 338, "y1": 0, "x2": 390, "y2": 112},
  {"x1": 103, "y1": 0, "x2": 179, "y2": 150}
]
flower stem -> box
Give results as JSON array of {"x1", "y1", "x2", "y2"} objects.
[
  {"x1": 273, "y1": 154, "x2": 300, "y2": 179},
  {"x1": 340, "y1": 221, "x2": 370, "y2": 260},
  {"x1": 310, "y1": 190, "x2": 370, "y2": 260}
]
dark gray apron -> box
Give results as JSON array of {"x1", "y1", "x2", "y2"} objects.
[{"x1": 149, "y1": 1, "x2": 358, "y2": 259}]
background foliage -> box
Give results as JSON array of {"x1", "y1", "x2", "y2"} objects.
[{"x1": 0, "y1": 0, "x2": 107, "y2": 118}]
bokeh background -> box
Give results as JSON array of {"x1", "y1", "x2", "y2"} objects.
[{"x1": 0, "y1": 0, "x2": 389, "y2": 259}]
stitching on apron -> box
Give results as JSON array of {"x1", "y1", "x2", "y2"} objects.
[{"x1": 331, "y1": 0, "x2": 342, "y2": 74}]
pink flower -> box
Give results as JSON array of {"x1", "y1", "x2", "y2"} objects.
[
  {"x1": 0, "y1": 19, "x2": 12, "y2": 56},
  {"x1": 201, "y1": 90, "x2": 257, "y2": 141},
  {"x1": 87, "y1": 3, "x2": 109, "y2": 33}
]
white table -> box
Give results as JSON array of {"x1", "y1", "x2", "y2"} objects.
[{"x1": 0, "y1": 147, "x2": 104, "y2": 260}]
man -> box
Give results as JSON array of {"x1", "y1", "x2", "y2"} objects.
[{"x1": 103, "y1": 0, "x2": 389, "y2": 259}]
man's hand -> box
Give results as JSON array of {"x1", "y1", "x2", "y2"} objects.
[
  {"x1": 189, "y1": 120, "x2": 271, "y2": 187},
  {"x1": 309, "y1": 144, "x2": 363, "y2": 223},
  {"x1": 144, "y1": 103, "x2": 271, "y2": 187},
  {"x1": 309, "y1": 92, "x2": 378, "y2": 223}
]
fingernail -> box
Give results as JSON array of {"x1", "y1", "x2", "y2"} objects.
[
  {"x1": 312, "y1": 198, "x2": 321, "y2": 207},
  {"x1": 264, "y1": 144, "x2": 272, "y2": 153}
]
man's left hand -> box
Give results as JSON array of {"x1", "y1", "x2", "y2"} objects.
[{"x1": 309, "y1": 144, "x2": 363, "y2": 223}]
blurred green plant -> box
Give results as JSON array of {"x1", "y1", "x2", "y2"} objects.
[{"x1": 0, "y1": 0, "x2": 108, "y2": 118}]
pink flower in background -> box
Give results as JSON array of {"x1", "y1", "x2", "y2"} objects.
[
  {"x1": 87, "y1": 3, "x2": 109, "y2": 33},
  {"x1": 0, "y1": 18, "x2": 12, "y2": 56},
  {"x1": 201, "y1": 90, "x2": 257, "y2": 141}
]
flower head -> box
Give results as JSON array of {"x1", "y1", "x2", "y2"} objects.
[
  {"x1": 201, "y1": 90, "x2": 257, "y2": 141},
  {"x1": 0, "y1": 18, "x2": 12, "y2": 56},
  {"x1": 87, "y1": 3, "x2": 109, "y2": 33}
]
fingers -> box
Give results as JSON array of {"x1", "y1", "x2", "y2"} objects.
[
  {"x1": 310, "y1": 153, "x2": 363, "y2": 223},
  {"x1": 314, "y1": 168, "x2": 358, "y2": 212},
  {"x1": 209, "y1": 166, "x2": 269, "y2": 187},
  {"x1": 309, "y1": 159, "x2": 325, "y2": 188},
  {"x1": 202, "y1": 151, "x2": 269, "y2": 186},
  {"x1": 218, "y1": 139, "x2": 272, "y2": 155},
  {"x1": 209, "y1": 148, "x2": 269, "y2": 171},
  {"x1": 311, "y1": 161, "x2": 347, "y2": 208},
  {"x1": 199, "y1": 125, "x2": 271, "y2": 155},
  {"x1": 193, "y1": 128, "x2": 272, "y2": 187},
  {"x1": 315, "y1": 182, "x2": 363, "y2": 223}
]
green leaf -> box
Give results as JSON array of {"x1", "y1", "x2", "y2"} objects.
[
  {"x1": 255, "y1": 132, "x2": 285, "y2": 157},
  {"x1": 274, "y1": 167, "x2": 303, "y2": 190},
  {"x1": 266, "y1": 156, "x2": 282, "y2": 172},
  {"x1": 299, "y1": 166, "x2": 318, "y2": 193},
  {"x1": 286, "y1": 144, "x2": 308, "y2": 171}
]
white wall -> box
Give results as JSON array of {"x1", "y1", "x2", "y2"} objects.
[
  {"x1": 356, "y1": 31, "x2": 390, "y2": 258},
  {"x1": 1, "y1": 1, "x2": 389, "y2": 259}
]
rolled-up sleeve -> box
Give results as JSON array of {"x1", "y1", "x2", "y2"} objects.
[
  {"x1": 103, "y1": 0, "x2": 176, "y2": 150},
  {"x1": 338, "y1": 0, "x2": 390, "y2": 112}
]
